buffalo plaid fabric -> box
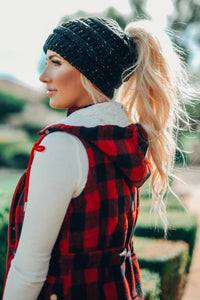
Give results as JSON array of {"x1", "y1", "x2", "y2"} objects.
[{"x1": 5, "y1": 116, "x2": 150, "y2": 300}]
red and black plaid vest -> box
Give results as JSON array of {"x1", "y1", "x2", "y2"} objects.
[{"x1": 4, "y1": 120, "x2": 150, "y2": 300}]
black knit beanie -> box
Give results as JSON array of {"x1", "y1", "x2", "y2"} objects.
[{"x1": 43, "y1": 17, "x2": 138, "y2": 98}]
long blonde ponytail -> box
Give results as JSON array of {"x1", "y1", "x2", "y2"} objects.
[
  {"x1": 79, "y1": 19, "x2": 195, "y2": 233},
  {"x1": 116, "y1": 20, "x2": 194, "y2": 232}
]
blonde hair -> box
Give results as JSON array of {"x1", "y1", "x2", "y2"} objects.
[
  {"x1": 116, "y1": 20, "x2": 195, "y2": 232},
  {"x1": 81, "y1": 20, "x2": 194, "y2": 233},
  {"x1": 80, "y1": 73, "x2": 110, "y2": 104}
]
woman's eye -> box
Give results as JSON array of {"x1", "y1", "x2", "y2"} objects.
[{"x1": 52, "y1": 60, "x2": 61, "y2": 66}]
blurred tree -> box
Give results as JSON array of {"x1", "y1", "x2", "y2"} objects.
[
  {"x1": 61, "y1": 7, "x2": 128, "y2": 29},
  {"x1": 169, "y1": 0, "x2": 200, "y2": 30},
  {"x1": 129, "y1": 0, "x2": 150, "y2": 19},
  {"x1": 169, "y1": 0, "x2": 200, "y2": 123},
  {"x1": 128, "y1": 0, "x2": 200, "y2": 67},
  {"x1": 60, "y1": 10, "x2": 89, "y2": 24},
  {"x1": 169, "y1": 0, "x2": 200, "y2": 65},
  {"x1": 105, "y1": 7, "x2": 127, "y2": 29},
  {"x1": 129, "y1": 0, "x2": 200, "y2": 112},
  {"x1": 171, "y1": 1, "x2": 200, "y2": 61}
]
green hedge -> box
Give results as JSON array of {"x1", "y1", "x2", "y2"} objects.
[
  {"x1": 135, "y1": 211, "x2": 198, "y2": 272},
  {"x1": 135, "y1": 237, "x2": 189, "y2": 300},
  {"x1": 141, "y1": 269, "x2": 161, "y2": 300},
  {"x1": 0, "y1": 144, "x2": 30, "y2": 169},
  {"x1": 0, "y1": 90, "x2": 26, "y2": 121},
  {"x1": 175, "y1": 131, "x2": 200, "y2": 164},
  {"x1": 22, "y1": 122, "x2": 43, "y2": 142},
  {"x1": 0, "y1": 128, "x2": 31, "y2": 168}
]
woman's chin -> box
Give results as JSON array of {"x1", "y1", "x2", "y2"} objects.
[{"x1": 49, "y1": 99, "x2": 66, "y2": 110}]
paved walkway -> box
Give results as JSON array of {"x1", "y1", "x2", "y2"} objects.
[{"x1": 172, "y1": 166, "x2": 200, "y2": 300}]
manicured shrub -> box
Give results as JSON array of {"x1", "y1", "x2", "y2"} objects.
[
  {"x1": 140, "y1": 269, "x2": 161, "y2": 300},
  {"x1": 10, "y1": 151, "x2": 30, "y2": 169},
  {"x1": 135, "y1": 211, "x2": 198, "y2": 272},
  {"x1": 22, "y1": 122, "x2": 43, "y2": 142},
  {"x1": 175, "y1": 131, "x2": 200, "y2": 164},
  {"x1": 135, "y1": 237, "x2": 189, "y2": 300},
  {"x1": 175, "y1": 148, "x2": 189, "y2": 164},
  {"x1": 0, "y1": 128, "x2": 31, "y2": 168},
  {"x1": 0, "y1": 145, "x2": 9, "y2": 167},
  {"x1": 0, "y1": 145, "x2": 30, "y2": 169},
  {"x1": 0, "y1": 90, "x2": 26, "y2": 121}
]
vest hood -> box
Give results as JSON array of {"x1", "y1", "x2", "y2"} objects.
[{"x1": 39, "y1": 123, "x2": 150, "y2": 188}]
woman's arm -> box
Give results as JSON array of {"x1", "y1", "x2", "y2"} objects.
[{"x1": 3, "y1": 132, "x2": 88, "y2": 300}]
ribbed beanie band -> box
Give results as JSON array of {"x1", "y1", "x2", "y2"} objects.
[{"x1": 43, "y1": 17, "x2": 138, "y2": 98}]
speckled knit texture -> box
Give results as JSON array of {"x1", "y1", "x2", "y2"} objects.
[{"x1": 43, "y1": 17, "x2": 138, "y2": 98}]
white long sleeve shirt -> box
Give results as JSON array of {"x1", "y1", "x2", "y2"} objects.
[{"x1": 3, "y1": 102, "x2": 130, "y2": 299}]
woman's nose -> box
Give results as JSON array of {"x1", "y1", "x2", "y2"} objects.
[{"x1": 39, "y1": 68, "x2": 50, "y2": 83}]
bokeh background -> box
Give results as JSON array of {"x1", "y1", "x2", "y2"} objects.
[{"x1": 0, "y1": 0, "x2": 200, "y2": 299}]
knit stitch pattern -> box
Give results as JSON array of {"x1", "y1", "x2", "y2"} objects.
[{"x1": 43, "y1": 17, "x2": 138, "y2": 98}]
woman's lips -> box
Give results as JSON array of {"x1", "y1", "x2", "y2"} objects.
[{"x1": 46, "y1": 89, "x2": 57, "y2": 96}]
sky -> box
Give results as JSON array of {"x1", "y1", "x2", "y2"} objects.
[{"x1": 0, "y1": 0, "x2": 175, "y2": 91}]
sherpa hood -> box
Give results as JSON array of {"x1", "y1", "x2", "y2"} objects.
[{"x1": 39, "y1": 121, "x2": 151, "y2": 188}]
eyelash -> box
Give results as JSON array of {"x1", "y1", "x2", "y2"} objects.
[{"x1": 52, "y1": 60, "x2": 61, "y2": 66}]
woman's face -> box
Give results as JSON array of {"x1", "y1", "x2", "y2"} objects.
[{"x1": 39, "y1": 50, "x2": 93, "y2": 109}]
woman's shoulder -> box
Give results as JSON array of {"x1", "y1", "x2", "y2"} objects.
[{"x1": 40, "y1": 130, "x2": 84, "y2": 155}]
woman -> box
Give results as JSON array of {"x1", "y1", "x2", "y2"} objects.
[{"x1": 3, "y1": 17, "x2": 191, "y2": 299}]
